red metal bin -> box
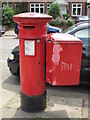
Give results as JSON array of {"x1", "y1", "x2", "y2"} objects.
[
  {"x1": 46, "y1": 33, "x2": 83, "y2": 86},
  {"x1": 13, "y1": 12, "x2": 52, "y2": 112}
]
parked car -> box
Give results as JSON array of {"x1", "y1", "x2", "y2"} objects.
[
  {"x1": 7, "y1": 45, "x2": 19, "y2": 76},
  {"x1": 63, "y1": 21, "x2": 90, "y2": 85},
  {"x1": 14, "y1": 23, "x2": 18, "y2": 35},
  {"x1": 14, "y1": 23, "x2": 62, "y2": 35},
  {"x1": 0, "y1": 25, "x2": 5, "y2": 37},
  {"x1": 47, "y1": 23, "x2": 62, "y2": 33},
  {"x1": 75, "y1": 16, "x2": 89, "y2": 24},
  {"x1": 7, "y1": 21, "x2": 90, "y2": 85}
]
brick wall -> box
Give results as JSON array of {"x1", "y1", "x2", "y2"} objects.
[{"x1": 82, "y1": 2, "x2": 87, "y2": 16}]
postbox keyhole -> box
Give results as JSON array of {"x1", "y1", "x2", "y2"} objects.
[{"x1": 37, "y1": 39, "x2": 40, "y2": 44}]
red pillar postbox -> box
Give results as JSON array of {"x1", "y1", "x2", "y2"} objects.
[
  {"x1": 46, "y1": 33, "x2": 83, "y2": 86},
  {"x1": 13, "y1": 12, "x2": 52, "y2": 112}
]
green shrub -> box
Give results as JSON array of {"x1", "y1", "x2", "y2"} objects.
[
  {"x1": 49, "y1": 17, "x2": 74, "y2": 30},
  {"x1": 2, "y1": 3, "x2": 28, "y2": 26},
  {"x1": 59, "y1": 19, "x2": 66, "y2": 26},
  {"x1": 50, "y1": 17, "x2": 61, "y2": 26},
  {"x1": 63, "y1": 14, "x2": 70, "y2": 20},
  {"x1": 2, "y1": 5, "x2": 15, "y2": 25},
  {"x1": 66, "y1": 17, "x2": 75, "y2": 26},
  {"x1": 48, "y1": 2, "x2": 61, "y2": 19},
  {"x1": 49, "y1": 17, "x2": 66, "y2": 27}
]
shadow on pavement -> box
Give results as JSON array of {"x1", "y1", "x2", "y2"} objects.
[
  {"x1": 12, "y1": 109, "x2": 69, "y2": 118},
  {"x1": 47, "y1": 83, "x2": 88, "y2": 97},
  {"x1": 2, "y1": 75, "x2": 20, "y2": 93},
  {"x1": 2, "y1": 75, "x2": 88, "y2": 108},
  {"x1": 3, "y1": 75, "x2": 20, "y2": 85},
  {"x1": 46, "y1": 83, "x2": 88, "y2": 108}
]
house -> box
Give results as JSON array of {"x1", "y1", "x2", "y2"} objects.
[
  {"x1": 28, "y1": 0, "x2": 54, "y2": 13},
  {"x1": 2, "y1": 0, "x2": 88, "y2": 18},
  {"x1": 54, "y1": 0, "x2": 87, "y2": 18},
  {"x1": 66, "y1": 0, "x2": 87, "y2": 18},
  {"x1": 2, "y1": 0, "x2": 54, "y2": 13}
]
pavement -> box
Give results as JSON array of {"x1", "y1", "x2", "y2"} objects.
[{"x1": 0, "y1": 30, "x2": 89, "y2": 119}]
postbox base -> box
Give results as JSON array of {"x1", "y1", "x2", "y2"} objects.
[{"x1": 20, "y1": 91, "x2": 46, "y2": 113}]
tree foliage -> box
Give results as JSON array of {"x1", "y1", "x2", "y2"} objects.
[
  {"x1": 48, "y1": 2, "x2": 61, "y2": 19},
  {"x1": 63, "y1": 14, "x2": 70, "y2": 20},
  {"x1": 2, "y1": 5, "x2": 15, "y2": 25},
  {"x1": 2, "y1": 3, "x2": 28, "y2": 25}
]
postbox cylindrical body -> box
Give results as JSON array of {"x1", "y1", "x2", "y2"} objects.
[{"x1": 13, "y1": 12, "x2": 52, "y2": 112}]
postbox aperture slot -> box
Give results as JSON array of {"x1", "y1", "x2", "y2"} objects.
[{"x1": 23, "y1": 26, "x2": 35, "y2": 29}]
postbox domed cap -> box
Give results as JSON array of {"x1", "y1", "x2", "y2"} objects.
[{"x1": 13, "y1": 12, "x2": 52, "y2": 24}]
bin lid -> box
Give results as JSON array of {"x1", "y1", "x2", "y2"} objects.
[
  {"x1": 13, "y1": 12, "x2": 52, "y2": 24},
  {"x1": 47, "y1": 33, "x2": 83, "y2": 43}
]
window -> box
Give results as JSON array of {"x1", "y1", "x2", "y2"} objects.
[
  {"x1": 2, "y1": 3, "x2": 13, "y2": 8},
  {"x1": 74, "y1": 29, "x2": 90, "y2": 47},
  {"x1": 74, "y1": 29, "x2": 89, "y2": 38},
  {"x1": 8, "y1": 4, "x2": 13, "y2": 8},
  {"x1": 47, "y1": 3, "x2": 50, "y2": 12},
  {"x1": 74, "y1": 29, "x2": 90, "y2": 51},
  {"x1": 2, "y1": 4, "x2": 7, "y2": 8},
  {"x1": 30, "y1": 3, "x2": 44, "y2": 13},
  {"x1": 61, "y1": 6, "x2": 67, "y2": 15},
  {"x1": 15, "y1": 4, "x2": 18, "y2": 9},
  {"x1": 72, "y1": 4, "x2": 82, "y2": 16}
]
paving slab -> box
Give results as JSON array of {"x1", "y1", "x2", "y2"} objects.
[
  {"x1": 1, "y1": 80, "x2": 88, "y2": 119},
  {"x1": 2, "y1": 30, "x2": 17, "y2": 37},
  {"x1": 1, "y1": 88, "x2": 19, "y2": 109},
  {"x1": 1, "y1": 89, "x2": 88, "y2": 118},
  {"x1": 4, "y1": 94, "x2": 20, "y2": 109},
  {"x1": 1, "y1": 31, "x2": 89, "y2": 119},
  {"x1": 2, "y1": 107, "x2": 18, "y2": 118}
]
